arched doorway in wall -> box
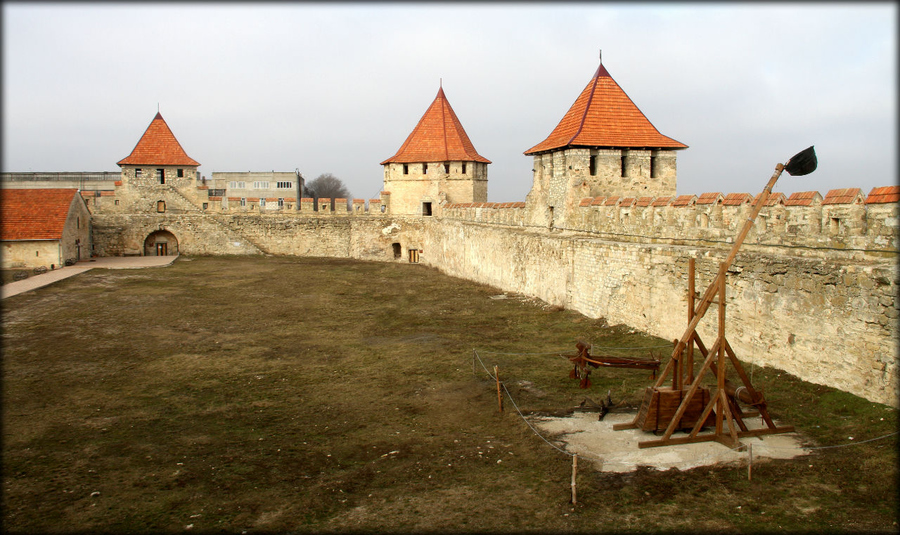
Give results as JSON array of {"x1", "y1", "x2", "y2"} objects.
[{"x1": 144, "y1": 230, "x2": 179, "y2": 256}]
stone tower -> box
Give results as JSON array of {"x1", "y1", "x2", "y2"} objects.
[
  {"x1": 117, "y1": 112, "x2": 201, "y2": 189},
  {"x1": 112, "y1": 112, "x2": 203, "y2": 255},
  {"x1": 381, "y1": 85, "x2": 491, "y2": 216},
  {"x1": 524, "y1": 60, "x2": 687, "y2": 227}
]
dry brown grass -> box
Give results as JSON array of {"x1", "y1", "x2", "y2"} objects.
[{"x1": 2, "y1": 255, "x2": 897, "y2": 533}]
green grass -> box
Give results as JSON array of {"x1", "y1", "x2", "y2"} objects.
[{"x1": 2, "y1": 255, "x2": 897, "y2": 533}]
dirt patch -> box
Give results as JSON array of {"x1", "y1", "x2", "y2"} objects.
[{"x1": 532, "y1": 411, "x2": 810, "y2": 472}]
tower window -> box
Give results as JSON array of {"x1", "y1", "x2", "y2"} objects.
[
  {"x1": 650, "y1": 155, "x2": 658, "y2": 178},
  {"x1": 403, "y1": 164, "x2": 409, "y2": 175},
  {"x1": 462, "y1": 163, "x2": 467, "y2": 174},
  {"x1": 157, "y1": 168, "x2": 165, "y2": 184},
  {"x1": 135, "y1": 168, "x2": 142, "y2": 177},
  {"x1": 422, "y1": 202, "x2": 432, "y2": 216},
  {"x1": 423, "y1": 163, "x2": 428, "y2": 174},
  {"x1": 177, "y1": 168, "x2": 184, "y2": 178},
  {"x1": 443, "y1": 163, "x2": 450, "y2": 173},
  {"x1": 620, "y1": 153, "x2": 627, "y2": 178},
  {"x1": 589, "y1": 155, "x2": 598, "y2": 176},
  {"x1": 157, "y1": 200, "x2": 166, "y2": 213}
]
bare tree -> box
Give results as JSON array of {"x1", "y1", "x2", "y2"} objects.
[{"x1": 305, "y1": 173, "x2": 351, "y2": 201}]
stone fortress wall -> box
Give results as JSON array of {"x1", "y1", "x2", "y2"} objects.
[
  {"x1": 78, "y1": 174, "x2": 900, "y2": 408},
  {"x1": 4, "y1": 170, "x2": 897, "y2": 407}
]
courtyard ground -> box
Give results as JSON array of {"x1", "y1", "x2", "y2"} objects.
[{"x1": 2, "y1": 255, "x2": 897, "y2": 533}]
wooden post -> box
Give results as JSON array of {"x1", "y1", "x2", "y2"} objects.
[
  {"x1": 494, "y1": 365, "x2": 503, "y2": 412},
  {"x1": 687, "y1": 258, "x2": 696, "y2": 385},
  {"x1": 571, "y1": 454, "x2": 578, "y2": 504},
  {"x1": 748, "y1": 443, "x2": 753, "y2": 481}
]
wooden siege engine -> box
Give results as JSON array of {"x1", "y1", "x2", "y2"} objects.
[{"x1": 613, "y1": 148, "x2": 817, "y2": 449}]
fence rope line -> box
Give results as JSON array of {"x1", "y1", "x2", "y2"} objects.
[
  {"x1": 472, "y1": 349, "x2": 899, "y2": 466},
  {"x1": 476, "y1": 343, "x2": 672, "y2": 357}
]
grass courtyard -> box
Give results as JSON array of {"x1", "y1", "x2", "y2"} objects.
[{"x1": 2, "y1": 255, "x2": 897, "y2": 533}]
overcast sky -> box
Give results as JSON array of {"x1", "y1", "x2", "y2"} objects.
[{"x1": 3, "y1": 2, "x2": 896, "y2": 201}]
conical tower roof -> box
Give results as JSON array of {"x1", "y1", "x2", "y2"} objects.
[
  {"x1": 525, "y1": 63, "x2": 687, "y2": 155},
  {"x1": 117, "y1": 112, "x2": 200, "y2": 167},
  {"x1": 381, "y1": 86, "x2": 491, "y2": 165}
]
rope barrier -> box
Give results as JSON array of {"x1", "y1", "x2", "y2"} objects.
[{"x1": 471, "y1": 348, "x2": 899, "y2": 468}]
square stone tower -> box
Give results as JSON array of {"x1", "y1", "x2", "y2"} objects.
[
  {"x1": 381, "y1": 85, "x2": 490, "y2": 216},
  {"x1": 524, "y1": 60, "x2": 687, "y2": 227}
]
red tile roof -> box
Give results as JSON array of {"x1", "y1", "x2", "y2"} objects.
[
  {"x1": 635, "y1": 196, "x2": 654, "y2": 207},
  {"x1": 722, "y1": 193, "x2": 752, "y2": 206},
  {"x1": 784, "y1": 191, "x2": 822, "y2": 206},
  {"x1": 619, "y1": 197, "x2": 636, "y2": 207},
  {"x1": 117, "y1": 112, "x2": 200, "y2": 167},
  {"x1": 651, "y1": 196, "x2": 673, "y2": 207},
  {"x1": 672, "y1": 194, "x2": 697, "y2": 207},
  {"x1": 822, "y1": 188, "x2": 863, "y2": 205},
  {"x1": 1, "y1": 189, "x2": 82, "y2": 241},
  {"x1": 381, "y1": 87, "x2": 491, "y2": 165},
  {"x1": 866, "y1": 186, "x2": 900, "y2": 204},
  {"x1": 696, "y1": 192, "x2": 723, "y2": 205},
  {"x1": 752, "y1": 191, "x2": 786, "y2": 206},
  {"x1": 525, "y1": 63, "x2": 688, "y2": 155}
]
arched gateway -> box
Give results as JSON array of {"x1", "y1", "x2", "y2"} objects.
[{"x1": 144, "y1": 230, "x2": 178, "y2": 256}]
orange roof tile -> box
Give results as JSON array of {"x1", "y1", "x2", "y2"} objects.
[
  {"x1": 117, "y1": 112, "x2": 200, "y2": 167},
  {"x1": 672, "y1": 194, "x2": 697, "y2": 207},
  {"x1": 784, "y1": 191, "x2": 822, "y2": 207},
  {"x1": 752, "y1": 191, "x2": 786, "y2": 206},
  {"x1": 1, "y1": 189, "x2": 82, "y2": 241},
  {"x1": 619, "y1": 197, "x2": 636, "y2": 207},
  {"x1": 822, "y1": 188, "x2": 863, "y2": 205},
  {"x1": 591, "y1": 196, "x2": 606, "y2": 206},
  {"x1": 651, "y1": 196, "x2": 673, "y2": 207},
  {"x1": 381, "y1": 87, "x2": 490, "y2": 165},
  {"x1": 635, "y1": 196, "x2": 654, "y2": 207},
  {"x1": 696, "y1": 192, "x2": 723, "y2": 205},
  {"x1": 525, "y1": 63, "x2": 688, "y2": 155},
  {"x1": 579, "y1": 198, "x2": 592, "y2": 207},
  {"x1": 604, "y1": 196, "x2": 621, "y2": 206},
  {"x1": 722, "y1": 193, "x2": 752, "y2": 206},
  {"x1": 865, "y1": 186, "x2": 900, "y2": 204}
]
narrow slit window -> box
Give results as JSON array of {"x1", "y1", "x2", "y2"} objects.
[
  {"x1": 589, "y1": 155, "x2": 597, "y2": 176},
  {"x1": 462, "y1": 163, "x2": 467, "y2": 174},
  {"x1": 403, "y1": 164, "x2": 409, "y2": 175},
  {"x1": 620, "y1": 153, "x2": 627, "y2": 177}
]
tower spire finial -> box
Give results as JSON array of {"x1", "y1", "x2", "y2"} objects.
[{"x1": 599, "y1": 49, "x2": 602, "y2": 65}]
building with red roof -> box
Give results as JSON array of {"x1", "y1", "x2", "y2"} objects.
[
  {"x1": 117, "y1": 112, "x2": 200, "y2": 187},
  {"x1": 1, "y1": 188, "x2": 92, "y2": 269},
  {"x1": 381, "y1": 85, "x2": 490, "y2": 216},
  {"x1": 524, "y1": 59, "x2": 687, "y2": 227}
]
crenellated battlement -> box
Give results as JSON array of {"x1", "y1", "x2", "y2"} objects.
[{"x1": 444, "y1": 186, "x2": 898, "y2": 258}]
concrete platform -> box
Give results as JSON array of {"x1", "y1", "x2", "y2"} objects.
[{"x1": 1, "y1": 255, "x2": 179, "y2": 299}]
